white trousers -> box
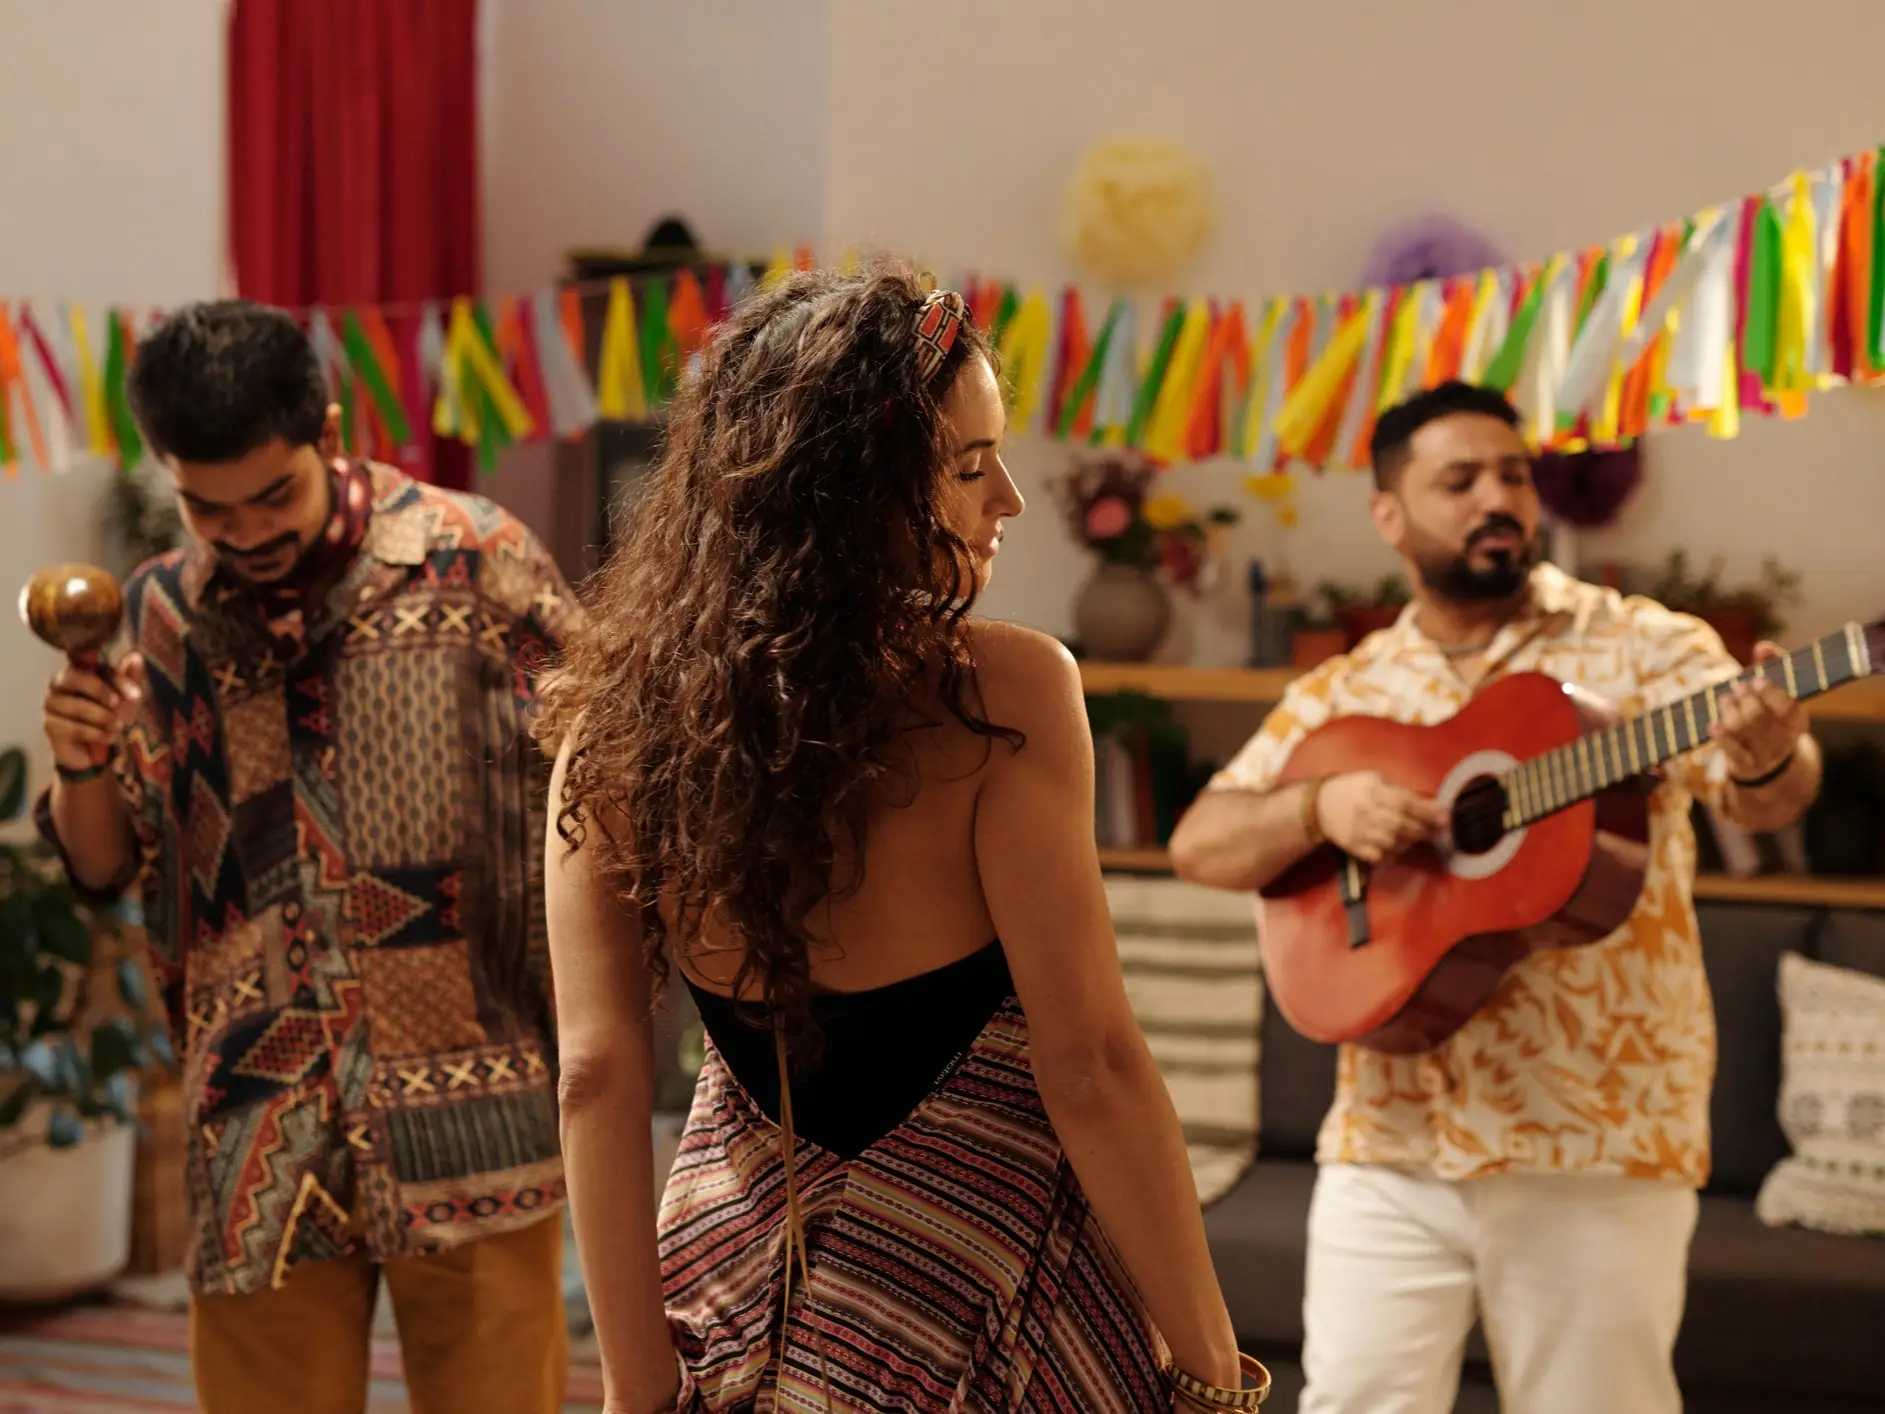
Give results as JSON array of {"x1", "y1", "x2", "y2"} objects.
[{"x1": 1300, "y1": 1163, "x2": 1698, "y2": 1414}]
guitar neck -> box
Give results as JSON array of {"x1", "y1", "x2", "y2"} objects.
[{"x1": 1503, "y1": 622, "x2": 1873, "y2": 829}]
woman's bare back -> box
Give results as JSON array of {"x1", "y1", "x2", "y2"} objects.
[{"x1": 676, "y1": 620, "x2": 1040, "y2": 999}]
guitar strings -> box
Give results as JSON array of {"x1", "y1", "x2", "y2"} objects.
[{"x1": 1434, "y1": 650, "x2": 1825, "y2": 845}]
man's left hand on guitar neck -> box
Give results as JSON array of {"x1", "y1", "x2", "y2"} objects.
[{"x1": 1709, "y1": 641, "x2": 1823, "y2": 833}]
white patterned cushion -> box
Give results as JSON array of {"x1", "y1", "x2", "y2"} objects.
[{"x1": 1755, "y1": 951, "x2": 1885, "y2": 1238}]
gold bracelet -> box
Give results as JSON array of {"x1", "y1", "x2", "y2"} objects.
[
  {"x1": 1168, "y1": 1353, "x2": 1272, "y2": 1409},
  {"x1": 1299, "y1": 776, "x2": 1329, "y2": 848}
]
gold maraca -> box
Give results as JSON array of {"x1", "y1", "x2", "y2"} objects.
[
  {"x1": 20, "y1": 563, "x2": 124, "y2": 658},
  {"x1": 20, "y1": 564, "x2": 127, "y2": 768}
]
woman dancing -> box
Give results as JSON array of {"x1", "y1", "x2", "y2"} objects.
[{"x1": 539, "y1": 264, "x2": 1263, "y2": 1412}]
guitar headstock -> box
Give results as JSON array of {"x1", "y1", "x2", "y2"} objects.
[{"x1": 1864, "y1": 617, "x2": 1885, "y2": 677}]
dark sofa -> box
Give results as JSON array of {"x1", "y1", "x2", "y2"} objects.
[{"x1": 1206, "y1": 901, "x2": 1885, "y2": 1413}]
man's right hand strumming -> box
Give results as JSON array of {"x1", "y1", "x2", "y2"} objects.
[
  {"x1": 1312, "y1": 770, "x2": 1446, "y2": 864},
  {"x1": 42, "y1": 652, "x2": 144, "y2": 893}
]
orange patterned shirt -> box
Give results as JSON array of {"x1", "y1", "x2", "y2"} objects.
[{"x1": 1213, "y1": 564, "x2": 1742, "y2": 1187}]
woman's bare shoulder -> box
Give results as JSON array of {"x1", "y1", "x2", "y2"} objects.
[{"x1": 964, "y1": 620, "x2": 1083, "y2": 729}]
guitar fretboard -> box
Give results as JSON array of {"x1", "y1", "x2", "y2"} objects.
[{"x1": 1500, "y1": 622, "x2": 1871, "y2": 830}]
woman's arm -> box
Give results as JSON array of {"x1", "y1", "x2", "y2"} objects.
[
  {"x1": 971, "y1": 626, "x2": 1241, "y2": 1389},
  {"x1": 543, "y1": 741, "x2": 678, "y2": 1414}
]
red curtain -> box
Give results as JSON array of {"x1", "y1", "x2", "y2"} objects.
[{"x1": 227, "y1": 0, "x2": 479, "y2": 488}]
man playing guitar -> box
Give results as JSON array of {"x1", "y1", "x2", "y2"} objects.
[{"x1": 1170, "y1": 381, "x2": 1822, "y2": 1414}]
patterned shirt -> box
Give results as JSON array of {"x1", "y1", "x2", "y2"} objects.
[
  {"x1": 1212, "y1": 563, "x2": 1740, "y2": 1188},
  {"x1": 40, "y1": 465, "x2": 578, "y2": 1295}
]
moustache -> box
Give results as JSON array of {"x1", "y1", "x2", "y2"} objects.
[
  {"x1": 214, "y1": 532, "x2": 300, "y2": 565},
  {"x1": 1467, "y1": 517, "x2": 1526, "y2": 550}
]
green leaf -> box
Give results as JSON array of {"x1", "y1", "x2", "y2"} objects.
[
  {"x1": 57, "y1": 1036, "x2": 88, "y2": 1094},
  {"x1": 0, "y1": 746, "x2": 25, "y2": 822},
  {"x1": 115, "y1": 955, "x2": 147, "y2": 1013},
  {"x1": 105, "y1": 1071, "x2": 134, "y2": 1125},
  {"x1": 0, "y1": 893, "x2": 33, "y2": 963},
  {"x1": 45, "y1": 1107, "x2": 84, "y2": 1148},
  {"x1": 20, "y1": 1038, "x2": 63, "y2": 1093},
  {"x1": 31, "y1": 891, "x2": 91, "y2": 966},
  {"x1": 89, "y1": 1017, "x2": 139, "y2": 1079},
  {"x1": 0, "y1": 1079, "x2": 33, "y2": 1128},
  {"x1": 28, "y1": 963, "x2": 66, "y2": 1037}
]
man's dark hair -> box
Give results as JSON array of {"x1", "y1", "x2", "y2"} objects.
[
  {"x1": 1369, "y1": 380, "x2": 1521, "y2": 491},
  {"x1": 129, "y1": 300, "x2": 329, "y2": 463}
]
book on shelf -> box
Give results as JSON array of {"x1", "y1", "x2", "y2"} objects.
[{"x1": 1093, "y1": 731, "x2": 1194, "y2": 849}]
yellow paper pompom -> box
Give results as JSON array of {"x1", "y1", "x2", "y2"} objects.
[
  {"x1": 1242, "y1": 472, "x2": 1295, "y2": 503},
  {"x1": 1061, "y1": 136, "x2": 1216, "y2": 288},
  {"x1": 1142, "y1": 491, "x2": 1194, "y2": 531}
]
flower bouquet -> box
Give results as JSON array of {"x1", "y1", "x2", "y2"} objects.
[
  {"x1": 1055, "y1": 448, "x2": 1240, "y2": 596},
  {"x1": 1055, "y1": 449, "x2": 1242, "y2": 661}
]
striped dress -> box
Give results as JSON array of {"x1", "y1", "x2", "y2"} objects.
[{"x1": 657, "y1": 996, "x2": 1173, "y2": 1412}]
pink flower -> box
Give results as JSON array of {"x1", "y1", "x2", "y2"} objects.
[{"x1": 1085, "y1": 496, "x2": 1133, "y2": 541}]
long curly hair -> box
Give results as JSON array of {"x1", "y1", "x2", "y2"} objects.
[{"x1": 536, "y1": 263, "x2": 1021, "y2": 1048}]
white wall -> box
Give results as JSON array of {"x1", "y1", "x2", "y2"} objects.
[
  {"x1": 821, "y1": 0, "x2": 1885, "y2": 660},
  {"x1": 478, "y1": 0, "x2": 828, "y2": 551},
  {"x1": 481, "y1": 0, "x2": 825, "y2": 294},
  {"x1": 0, "y1": 0, "x2": 226, "y2": 778}
]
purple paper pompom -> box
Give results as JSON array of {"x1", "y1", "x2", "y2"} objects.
[
  {"x1": 1532, "y1": 446, "x2": 1644, "y2": 529},
  {"x1": 1363, "y1": 216, "x2": 1506, "y2": 288}
]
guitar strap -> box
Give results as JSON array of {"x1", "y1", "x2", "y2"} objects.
[{"x1": 1340, "y1": 855, "x2": 1372, "y2": 949}]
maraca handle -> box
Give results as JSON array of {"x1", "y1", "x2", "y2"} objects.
[{"x1": 68, "y1": 649, "x2": 117, "y2": 769}]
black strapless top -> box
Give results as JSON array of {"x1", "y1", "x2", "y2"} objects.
[{"x1": 682, "y1": 941, "x2": 1014, "y2": 1159}]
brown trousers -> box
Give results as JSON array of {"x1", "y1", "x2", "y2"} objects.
[{"x1": 189, "y1": 1214, "x2": 568, "y2": 1414}]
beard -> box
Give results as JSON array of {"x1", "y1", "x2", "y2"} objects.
[
  {"x1": 1405, "y1": 514, "x2": 1539, "y2": 603},
  {"x1": 212, "y1": 531, "x2": 310, "y2": 585}
]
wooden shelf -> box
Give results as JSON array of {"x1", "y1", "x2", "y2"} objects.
[
  {"x1": 1079, "y1": 662, "x2": 1299, "y2": 704},
  {"x1": 1690, "y1": 873, "x2": 1885, "y2": 908},
  {"x1": 1096, "y1": 846, "x2": 1175, "y2": 872},
  {"x1": 1078, "y1": 661, "x2": 1885, "y2": 722},
  {"x1": 1096, "y1": 846, "x2": 1885, "y2": 910}
]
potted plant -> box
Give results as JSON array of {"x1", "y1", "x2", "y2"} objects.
[
  {"x1": 1291, "y1": 585, "x2": 1350, "y2": 668},
  {"x1": 0, "y1": 745, "x2": 173, "y2": 1301},
  {"x1": 1648, "y1": 550, "x2": 1801, "y2": 665},
  {"x1": 1318, "y1": 573, "x2": 1413, "y2": 649},
  {"x1": 103, "y1": 464, "x2": 184, "y2": 573},
  {"x1": 1056, "y1": 448, "x2": 1240, "y2": 662}
]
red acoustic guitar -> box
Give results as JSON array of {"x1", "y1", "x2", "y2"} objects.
[{"x1": 1257, "y1": 619, "x2": 1885, "y2": 1054}]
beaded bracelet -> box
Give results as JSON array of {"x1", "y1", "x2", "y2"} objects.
[
  {"x1": 1730, "y1": 750, "x2": 1796, "y2": 791},
  {"x1": 55, "y1": 758, "x2": 111, "y2": 786}
]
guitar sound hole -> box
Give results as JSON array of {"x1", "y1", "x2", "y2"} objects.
[{"x1": 1450, "y1": 777, "x2": 1509, "y2": 856}]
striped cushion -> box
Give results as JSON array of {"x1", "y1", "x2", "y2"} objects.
[{"x1": 1105, "y1": 875, "x2": 1262, "y2": 1206}]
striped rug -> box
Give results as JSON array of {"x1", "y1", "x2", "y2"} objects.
[
  {"x1": 0, "y1": 1305, "x2": 607, "y2": 1411},
  {"x1": 1105, "y1": 873, "x2": 1264, "y2": 1206}
]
